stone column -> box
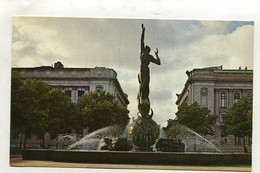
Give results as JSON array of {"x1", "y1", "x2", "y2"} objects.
[
  {"x1": 242, "y1": 89, "x2": 247, "y2": 97},
  {"x1": 214, "y1": 89, "x2": 222, "y2": 139},
  {"x1": 215, "y1": 89, "x2": 219, "y2": 115},
  {"x1": 229, "y1": 89, "x2": 233, "y2": 109},
  {"x1": 71, "y1": 86, "x2": 77, "y2": 103}
]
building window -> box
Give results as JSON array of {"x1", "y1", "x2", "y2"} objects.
[
  {"x1": 85, "y1": 86, "x2": 90, "y2": 92},
  {"x1": 247, "y1": 92, "x2": 252, "y2": 99},
  {"x1": 65, "y1": 90, "x2": 71, "y2": 98},
  {"x1": 220, "y1": 113, "x2": 226, "y2": 122},
  {"x1": 96, "y1": 85, "x2": 103, "y2": 92},
  {"x1": 234, "y1": 93, "x2": 241, "y2": 103},
  {"x1": 220, "y1": 93, "x2": 227, "y2": 108},
  {"x1": 65, "y1": 88, "x2": 72, "y2": 98},
  {"x1": 78, "y1": 88, "x2": 85, "y2": 98},
  {"x1": 200, "y1": 87, "x2": 208, "y2": 107}
]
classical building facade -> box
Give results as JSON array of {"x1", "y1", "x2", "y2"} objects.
[
  {"x1": 11, "y1": 62, "x2": 129, "y2": 148},
  {"x1": 175, "y1": 66, "x2": 253, "y2": 138},
  {"x1": 13, "y1": 62, "x2": 129, "y2": 107}
]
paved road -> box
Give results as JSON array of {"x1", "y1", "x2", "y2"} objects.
[{"x1": 10, "y1": 158, "x2": 251, "y2": 172}]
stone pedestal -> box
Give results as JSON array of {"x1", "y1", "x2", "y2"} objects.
[
  {"x1": 155, "y1": 138, "x2": 185, "y2": 152},
  {"x1": 100, "y1": 137, "x2": 133, "y2": 151}
]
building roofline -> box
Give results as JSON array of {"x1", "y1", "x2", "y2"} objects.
[
  {"x1": 113, "y1": 78, "x2": 130, "y2": 105},
  {"x1": 12, "y1": 66, "x2": 116, "y2": 72},
  {"x1": 214, "y1": 69, "x2": 253, "y2": 73},
  {"x1": 175, "y1": 79, "x2": 191, "y2": 105},
  {"x1": 12, "y1": 64, "x2": 129, "y2": 105},
  {"x1": 175, "y1": 66, "x2": 253, "y2": 105}
]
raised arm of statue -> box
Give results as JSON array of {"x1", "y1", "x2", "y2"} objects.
[
  {"x1": 150, "y1": 48, "x2": 161, "y2": 65},
  {"x1": 141, "y1": 24, "x2": 145, "y2": 53}
]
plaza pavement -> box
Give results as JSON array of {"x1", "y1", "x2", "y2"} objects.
[{"x1": 10, "y1": 157, "x2": 251, "y2": 172}]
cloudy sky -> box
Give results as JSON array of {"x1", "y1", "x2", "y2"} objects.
[{"x1": 12, "y1": 17, "x2": 254, "y2": 126}]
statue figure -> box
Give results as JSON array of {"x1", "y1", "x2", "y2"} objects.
[{"x1": 137, "y1": 24, "x2": 161, "y2": 119}]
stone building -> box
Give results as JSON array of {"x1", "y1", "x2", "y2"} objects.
[
  {"x1": 11, "y1": 62, "x2": 129, "y2": 148},
  {"x1": 13, "y1": 61, "x2": 129, "y2": 107},
  {"x1": 175, "y1": 65, "x2": 253, "y2": 138}
]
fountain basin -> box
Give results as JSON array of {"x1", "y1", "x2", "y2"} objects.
[{"x1": 22, "y1": 149, "x2": 251, "y2": 166}]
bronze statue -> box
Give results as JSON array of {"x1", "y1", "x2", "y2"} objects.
[{"x1": 137, "y1": 24, "x2": 161, "y2": 119}]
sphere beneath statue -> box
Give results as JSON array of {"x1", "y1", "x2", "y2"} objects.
[{"x1": 128, "y1": 116, "x2": 159, "y2": 151}]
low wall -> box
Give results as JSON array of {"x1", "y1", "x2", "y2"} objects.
[{"x1": 22, "y1": 149, "x2": 251, "y2": 166}]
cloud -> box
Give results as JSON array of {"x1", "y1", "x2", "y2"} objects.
[
  {"x1": 150, "y1": 89, "x2": 172, "y2": 102},
  {"x1": 187, "y1": 24, "x2": 254, "y2": 69},
  {"x1": 11, "y1": 17, "x2": 254, "y2": 126}
]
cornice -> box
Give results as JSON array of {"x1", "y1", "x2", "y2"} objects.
[{"x1": 190, "y1": 77, "x2": 253, "y2": 83}]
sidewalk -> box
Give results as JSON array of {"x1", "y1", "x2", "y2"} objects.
[{"x1": 10, "y1": 158, "x2": 251, "y2": 172}]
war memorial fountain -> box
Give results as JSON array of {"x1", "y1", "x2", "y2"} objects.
[{"x1": 22, "y1": 24, "x2": 251, "y2": 166}]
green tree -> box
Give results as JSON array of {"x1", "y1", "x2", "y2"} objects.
[
  {"x1": 167, "y1": 122, "x2": 190, "y2": 137},
  {"x1": 222, "y1": 97, "x2": 252, "y2": 152},
  {"x1": 11, "y1": 71, "x2": 25, "y2": 147},
  {"x1": 11, "y1": 71, "x2": 130, "y2": 147},
  {"x1": 176, "y1": 102, "x2": 218, "y2": 135},
  {"x1": 11, "y1": 71, "x2": 75, "y2": 148},
  {"x1": 41, "y1": 88, "x2": 75, "y2": 146},
  {"x1": 75, "y1": 90, "x2": 129, "y2": 132},
  {"x1": 10, "y1": 74, "x2": 51, "y2": 148},
  {"x1": 20, "y1": 78, "x2": 51, "y2": 148}
]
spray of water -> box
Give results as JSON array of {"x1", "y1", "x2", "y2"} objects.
[
  {"x1": 209, "y1": 137, "x2": 245, "y2": 152},
  {"x1": 67, "y1": 125, "x2": 126, "y2": 150},
  {"x1": 52, "y1": 133, "x2": 81, "y2": 149},
  {"x1": 165, "y1": 123, "x2": 221, "y2": 152},
  {"x1": 52, "y1": 122, "x2": 223, "y2": 152},
  {"x1": 184, "y1": 127, "x2": 222, "y2": 152}
]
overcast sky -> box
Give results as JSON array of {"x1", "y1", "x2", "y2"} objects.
[{"x1": 12, "y1": 17, "x2": 254, "y2": 126}]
